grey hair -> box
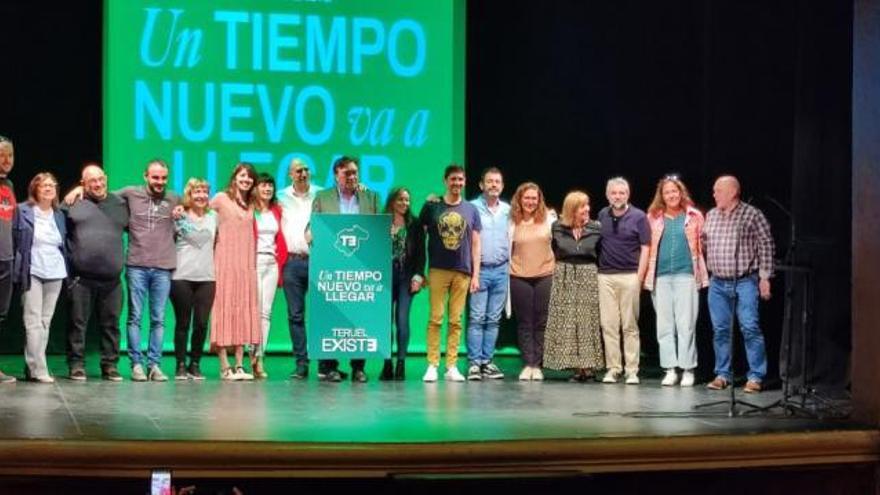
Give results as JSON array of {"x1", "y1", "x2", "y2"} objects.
[{"x1": 606, "y1": 176, "x2": 630, "y2": 194}]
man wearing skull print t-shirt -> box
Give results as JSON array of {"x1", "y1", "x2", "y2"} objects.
[{"x1": 418, "y1": 164, "x2": 482, "y2": 383}]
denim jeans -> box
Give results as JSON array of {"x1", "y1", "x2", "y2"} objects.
[
  {"x1": 391, "y1": 263, "x2": 413, "y2": 361},
  {"x1": 282, "y1": 257, "x2": 309, "y2": 365},
  {"x1": 126, "y1": 266, "x2": 172, "y2": 368},
  {"x1": 467, "y1": 263, "x2": 509, "y2": 364},
  {"x1": 651, "y1": 274, "x2": 699, "y2": 370},
  {"x1": 708, "y1": 274, "x2": 767, "y2": 382}
]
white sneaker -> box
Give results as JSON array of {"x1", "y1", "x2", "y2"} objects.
[
  {"x1": 519, "y1": 366, "x2": 533, "y2": 381},
  {"x1": 423, "y1": 365, "x2": 438, "y2": 382},
  {"x1": 532, "y1": 368, "x2": 544, "y2": 381},
  {"x1": 233, "y1": 367, "x2": 254, "y2": 381},
  {"x1": 625, "y1": 373, "x2": 640, "y2": 385},
  {"x1": 661, "y1": 369, "x2": 679, "y2": 386},
  {"x1": 680, "y1": 370, "x2": 695, "y2": 387},
  {"x1": 131, "y1": 364, "x2": 148, "y2": 382},
  {"x1": 444, "y1": 366, "x2": 465, "y2": 382},
  {"x1": 148, "y1": 365, "x2": 168, "y2": 382},
  {"x1": 602, "y1": 370, "x2": 621, "y2": 383}
]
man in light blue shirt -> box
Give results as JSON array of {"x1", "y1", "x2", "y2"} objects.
[{"x1": 467, "y1": 167, "x2": 511, "y2": 380}]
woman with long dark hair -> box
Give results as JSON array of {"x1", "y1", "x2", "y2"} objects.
[
  {"x1": 209, "y1": 163, "x2": 260, "y2": 380},
  {"x1": 251, "y1": 173, "x2": 287, "y2": 379},
  {"x1": 380, "y1": 187, "x2": 425, "y2": 380}
]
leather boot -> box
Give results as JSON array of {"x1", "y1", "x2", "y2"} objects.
[
  {"x1": 380, "y1": 360, "x2": 394, "y2": 381},
  {"x1": 394, "y1": 359, "x2": 406, "y2": 381}
]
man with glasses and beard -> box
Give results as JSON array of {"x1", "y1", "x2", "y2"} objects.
[{"x1": 597, "y1": 177, "x2": 650, "y2": 386}]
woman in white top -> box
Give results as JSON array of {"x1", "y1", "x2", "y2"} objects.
[
  {"x1": 251, "y1": 173, "x2": 287, "y2": 379},
  {"x1": 13, "y1": 173, "x2": 69, "y2": 383}
]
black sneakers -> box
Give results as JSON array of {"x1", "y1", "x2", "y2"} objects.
[
  {"x1": 188, "y1": 362, "x2": 204, "y2": 380},
  {"x1": 290, "y1": 363, "x2": 308, "y2": 380},
  {"x1": 481, "y1": 362, "x2": 504, "y2": 380},
  {"x1": 69, "y1": 368, "x2": 87, "y2": 382},
  {"x1": 175, "y1": 362, "x2": 188, "y2": 381},
  {"x1": 101, "y1": 367, "x2": 123, "y2": 382}
]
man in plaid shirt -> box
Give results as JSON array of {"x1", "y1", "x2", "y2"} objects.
[{"x1": 702, "y1": 175, "x2": 774, "y2": 393}]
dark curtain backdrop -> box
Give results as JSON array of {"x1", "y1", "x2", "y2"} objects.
[
  {"x1": 0, "y1": 1, "x2": 851, "y2": 388},
  {"x1": 467, "y1": 0, "x2": 851, "y2": 387}
]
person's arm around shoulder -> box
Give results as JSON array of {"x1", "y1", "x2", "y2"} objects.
[
  {"x1": 209, "y1": 192, "x2": 226, "y2": 212},
  {"x1": 62, "y1": 185, "x2": 84, "y2": 206}
]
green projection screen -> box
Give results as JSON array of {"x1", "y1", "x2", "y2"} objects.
[{"x1": 104, "y1": 0, "x2": 465, "y2": 353}]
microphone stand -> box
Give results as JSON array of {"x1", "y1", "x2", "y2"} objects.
[
  {"x1": 693, "y1": 198, "x2": 761, "y2": 416},
  {"x1": 743, "y1": 197, "x2": 846, "y2": 418}
]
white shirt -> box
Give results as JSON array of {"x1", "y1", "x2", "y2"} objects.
[
  {"x1": 277, "y1": 184, "x2": 322, "y2": 254},
  {"x1": 30, "y1": 207, "x2": 67, "y2": 280},
  {"x1": 255, "y1": 210, "x2": 279, "y2": 255}
]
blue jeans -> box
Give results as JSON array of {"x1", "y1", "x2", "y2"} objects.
[
  {"x1": 467, "y1": 263, "x2": 509, "y2": 364},
  {"x1": 126, "y1": 266, "x2": 172, "y2": 368},
  {"x1": 391, "y1": 263, "x2": 413, "y2": 361},
  {"x1": 651, "y1": 274, "x2": 699, "y2": 370},
  {"x1": 708, "y1": 274, "x2": 767, "y2": 382},
  {"x1": 282, "y1": 257, "x2": 309, "y2": 365}
]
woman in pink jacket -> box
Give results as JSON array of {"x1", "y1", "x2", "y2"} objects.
[{"x1": 643, "y1": 175, "x2": 709, "y2": 387}]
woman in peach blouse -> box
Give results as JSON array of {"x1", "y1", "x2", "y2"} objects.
[{"x1": 508, "y1": 182, "x2": 556, "y2": 381}]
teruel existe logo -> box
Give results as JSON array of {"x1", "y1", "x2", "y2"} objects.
[{"x1": 334, "y1": 225, "x2": 370, "y2": 256}]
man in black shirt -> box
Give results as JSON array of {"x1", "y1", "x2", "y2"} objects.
[{"x1": 63, "y1": 164, "x2": 130, "y2": 381}]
